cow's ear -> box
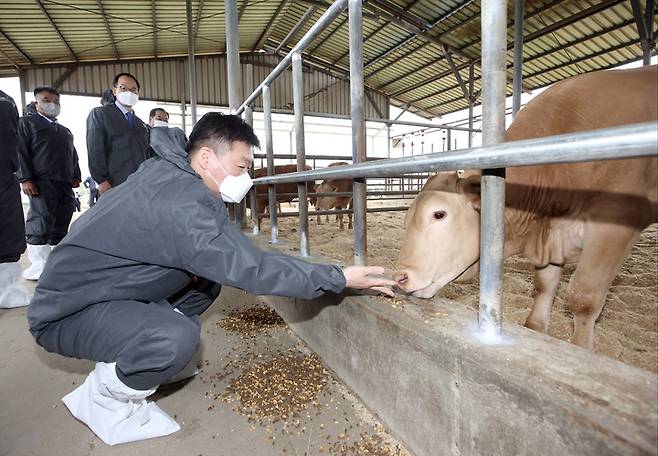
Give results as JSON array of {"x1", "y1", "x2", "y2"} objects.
[{"x1": 457, "y1": 175, "x2": 481, "y2": 211}]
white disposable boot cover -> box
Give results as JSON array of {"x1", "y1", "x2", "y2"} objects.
[
  {"x1": 62, "y1": 362, "x2": 180, "y2": 445},
  {"x1": 0, "y1": 262, "x2": 30, "y2": 308},
  {"x1": 22, "y1": 244, "x2": 51, "y2": 281}
]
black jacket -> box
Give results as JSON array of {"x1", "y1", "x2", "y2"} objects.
[
  {"x1": 17, "y1": 110, "x2": 81, "y2": 184},
  {"x1": 28, "y1": 127, "x2": 346, "y2": 335},
  {"x1": 0, "y1": 90, "x2": 19, "y2": 176},
  {"x1": 0, "y1": 90, "x2": 26, "y2": 261},
  {"x1": 86, "y1": 103, "x2": 151, "y2": 187}
]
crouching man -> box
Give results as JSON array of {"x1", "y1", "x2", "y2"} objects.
[{"x1": 27, "y1": 113, "x2": 395, "y2": 446}]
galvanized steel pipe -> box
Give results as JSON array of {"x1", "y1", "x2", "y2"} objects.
[
  {"x1": 479, "y1": 0, "x2": 508, "y2": 339},
  {"x1": 349, "y1": 0, "x2": 367, "y2": 266},
  {"x1": 235, "y1": 0, "x2": 348, "y2": 115},
  {"x1": 292, "y1": 53, "x2": 310, "y2": 256},
  {"x1": 263, "y1": 85, "x2": 279, "y2": 243}
]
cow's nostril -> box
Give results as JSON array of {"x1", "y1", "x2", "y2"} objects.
[{"x1": 394, "y1": 271, "x2": 408, "y2": 286}]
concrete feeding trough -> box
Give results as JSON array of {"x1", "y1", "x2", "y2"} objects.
[{"x1": 250, "y1": 233, "x2": 658, "y2": 456}]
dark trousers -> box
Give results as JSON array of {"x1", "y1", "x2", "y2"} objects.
[
  {"x1": 88, "y1": 188, "x2": 98, "y2": 207},
  {"x1": 34, "y1": 279, "x2": 221, "y2": 390},
  {"x1": 0, "y1": 173, "x2": 26, "y2": 263},
  {"x1": 25, "y1": 179, "x2": 75, "y2": 245}
]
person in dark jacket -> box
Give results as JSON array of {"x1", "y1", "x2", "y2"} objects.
[
  {"x1": 0, "y1": 90, "x2": 29, "y2": 308},
  {"x1": 27, "y1": 113, "x2": 395, "y2": 445},
  {"x1": 86, "y1": 72, "x2": 150, "y2": 195},
  {"x1": 17, "y1": 86, "x2": 81, "y2": 281},
  {"x1": 148, "y1": 107, "x2": 187, "y2": 150},
  {"x1": 83, "y1": 176, "x2": 98, "y2": 207}
]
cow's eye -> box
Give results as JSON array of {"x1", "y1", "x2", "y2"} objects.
[{"x1": 433, "y1": 211, "x2": 446, "y2": 221}]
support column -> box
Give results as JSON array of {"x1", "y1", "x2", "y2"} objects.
[
  {"x1": 468, "y1": 62, "x2": 474, "y2": 148},
  {"x1": 512, "y1": 0, "x2": 524, "y2": 117},
  {"x1": 292, "y1": 53, "x2": 310, "y2": 257},
  {"x1": 186, "y1": 0, "x2": 198, "y2": 125},
  {"x1": 263, "y1": 85, "x2": 278, "y2": 243},
  {"x1": 349, "y1": 0, "x2": 367, "y2": 266},
  {"x1": 479, "y1": 0, "x2": 507, "y2": 340},
  {"x1": 18, "y1": 69, "x2": 26, "y2": 114}
]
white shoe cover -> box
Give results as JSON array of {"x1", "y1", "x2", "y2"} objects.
[
  {"x1": 22, "y1": 244, "x2": 51, "y2": 281},
  {"x1": 0, "y1": 262, "x2": 30, "y2": 308},
  {"x1": 62, "y1": 362, "x2": 180, "y2": 445}
]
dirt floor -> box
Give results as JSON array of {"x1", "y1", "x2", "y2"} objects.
[{"x1": 269, "y1": 201, "x2": 658, "y2": 374}]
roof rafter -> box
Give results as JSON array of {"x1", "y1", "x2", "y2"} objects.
[
  {"x1": 35, "y1": 0, "x2": 78, "y2": 61},
  {"x1": 253, "y1": 0, "x2": 289, "y2": 51},
  {"x1": 385, "y1": 0, "x2": 623, "y2": 99},
  {"x1": 96, "y1": 0, "x2": 120, "y2": 60},
  {"x1": 151, "y1": 0, "x2": 157, "y2": 58},
  {"x1": 0, "y1": 27, "x2": 33, "y2": 64},
  {"x1": 193, "y1": 0, "x2": 205, "y2": 41}
]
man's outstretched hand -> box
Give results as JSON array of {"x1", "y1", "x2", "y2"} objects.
[{"x1": 342, "y1": 266, "x2": 397, "y2": 297}]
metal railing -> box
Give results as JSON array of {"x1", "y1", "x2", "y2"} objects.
[{"x1": 227, "y1": 0, "x2": 657, "y2": 339}]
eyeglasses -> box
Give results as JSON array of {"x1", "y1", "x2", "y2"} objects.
[{"x1": 116, "y1": 84, "x2": 139, "y2": 94}]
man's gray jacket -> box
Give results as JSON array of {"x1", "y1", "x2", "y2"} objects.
[{"x1": 28, "y1": 128, "x2": 346, "y2": 336}]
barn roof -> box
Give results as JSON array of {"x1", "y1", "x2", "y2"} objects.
[{"x1": 0, "y1": 0, "x2": 653, "y2": 117}]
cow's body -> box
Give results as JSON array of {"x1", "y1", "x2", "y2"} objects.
[
  {"x1": 248, "y1": 164, "x2": 314, "y2": 229},
  {"x1": 314, "y1": 162, "x2": 354, "y2": 230},
  {"x1": 395, "y1": 65, "x2": 658, "y2": 349}
]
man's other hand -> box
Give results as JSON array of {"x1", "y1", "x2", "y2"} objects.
[
  {"x1": 98, "y1": 180, "x2": 112, "y2": 194},
  {"x1": 21, "y1": 180, "x2": 38, "y2": 197},
  {"x1": 342, "y1": 266, "x2": 396, "y2": 297}
]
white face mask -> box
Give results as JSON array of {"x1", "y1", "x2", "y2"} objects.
[
  {"x1": 152, "y1": 120, "x2": 168, "y2": 128},
  {"x1": 116, "y1": 91, "x2": 139, "y2": 107},
  {"x1": 40, "y1": 102, "x2": 60, "y2": 118},
  {"x1": 206, "y1": 154, "x2": 253, "y2": 203}
]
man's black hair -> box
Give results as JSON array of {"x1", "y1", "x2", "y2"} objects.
[
  {"x1": 33, "y1": 86, "x2": 60, "y2": 97},
  {"x1": 112, "y1": 72, "x2": 140, "y2": 91},
  {"x1": 149, "y1": 107, "x2": 169, "y2": 119},
  {"x1": 186, "y1": 112, "x2": 260, "y2": 158}
]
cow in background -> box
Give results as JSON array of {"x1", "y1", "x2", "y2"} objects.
[
  {"x1": 248, "y1": 164, "x2": 315, "y2": 230},
  {"x1": 314, "y1": 162, "x2": 354, "y2": 230}
]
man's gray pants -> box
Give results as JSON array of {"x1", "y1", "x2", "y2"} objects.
[{"x1": 34, "y1": 279, "x2": 221, "y2": 390}]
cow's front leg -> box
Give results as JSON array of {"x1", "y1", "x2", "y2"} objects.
[
  {"x1": 567, "y1": 221, "x2": 640, "y2": 349},
  {"x1": 524, "y1": 264, "x2": 562, "y2": 333}
]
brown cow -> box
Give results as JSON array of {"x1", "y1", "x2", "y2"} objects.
[
  {"x1": 394, "y1": 65, "x2": 658, "y2": 349},
  {"x1": 248, "y1": 164, "x2": 314, "y2": 230},
  {"x1": 314, "y1": 162, "x2": 353, "y2": 230}
]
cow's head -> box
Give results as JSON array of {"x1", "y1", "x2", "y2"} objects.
[
  {"x1": 394, "y1": 172, "x2": 481, "y2": 298},
  {"x1": 315, "y1": 181, "x2": 340, "y2": 211}
]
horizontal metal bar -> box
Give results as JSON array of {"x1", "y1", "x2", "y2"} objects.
[
  {"x1": 251, "y1": 122, "x2": 658, "y2": 184},
  {"x1": 249, "y1": 190, "x2": 422, "y2": 198},
  {"x1": 258, "y1": 206, "x2": 410, "y2": 218},
  {"x1": 235, "y1": 0, "x2": 348, "y2": 115}
]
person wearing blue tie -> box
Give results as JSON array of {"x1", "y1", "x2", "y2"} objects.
[
  {"x1": 86, "y1": 73, "x2": 151, "y2": 196},
  {"x1": 17, "y1": 87, "x2": 81, "y2": 281}
]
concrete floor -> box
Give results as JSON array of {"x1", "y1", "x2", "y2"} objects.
[{"x1": 0, "y1": 255, "x2": 409, "y2": 456}]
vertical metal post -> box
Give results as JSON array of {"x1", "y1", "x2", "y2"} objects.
[
  {"x1": 468, "y1": 62, "x2": 474, "y2": 148},
  {"x1": 186, "y1": 0, "x2": 198, "y2": 125},
  {"x1": 349, "y1": 0, "x2": 367, "y2": 266},
  {"x1": 18, "y1": 69, "x2": 26, "y2": 114},
  {"x1": 645, "y1": 0, "x2": 655, "y2": 66},
  {"x1": 512, "y1": 0, "x2": 524, "y2": 117},
  {"x1": 179, "y1": 62, "x2": 187, "y2": 135},
  {"x1": 447, "y1": 128, "x2": 452, "y2": 151},
  {"x1": 225, "y1": 0, "x2": 243, "y2": 111},
  {"x1": 479, "y1": 0, "x2": 507, "y2": 340},
  {"x1": 263, "y1": 85, "x2": 278, "y2": 243},
  {"x1": 243, "y1": 65, "x2": 259, "y2": 234},
  {"x1": 292, "y1": 53, "x2": 310, "y2": 257}
]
